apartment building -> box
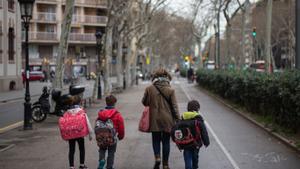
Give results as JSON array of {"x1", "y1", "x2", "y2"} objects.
[
  {"x1": 24, "y1": 0, "x2": 108, "y2": 78},
  {"x1": 0, "y1": 0, "x2": 23, "y2": 92}
]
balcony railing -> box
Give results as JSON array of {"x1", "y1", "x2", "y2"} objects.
[
  {"x1": 36, "y1": 12, "x2": 56, "y2": 22},
  {"x1": 84, "y1": 0, "x2": 107, "y2": 6},
  {"x1": 62, "y1": 0, "x2": 107, "y2": 7},
  {"x1": 22, "y1": 32, "x2": 96, "y2": 42},
  {"x1": 72, "y1": 15, "x2": 82, "y2": 24},
  {"x1": 22, "y1": 32, "x2": 58, "y2": 41},
  {"x1": 36, "y1": 0, "x2": 57, "y2": 3},
  {"x1": 84, "y1": 15, "x2": 107, "y2": 24},
  {"x1": 69, "y1": 33, "x2": 96, "y2": 42}
]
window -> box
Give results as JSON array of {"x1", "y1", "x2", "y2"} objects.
[
  {"x1": 8, "y1": 0, "x2": 14, "y2": 11},
  {"x1": 8, "y1": 27, "x2": 14, "y2": 63}
]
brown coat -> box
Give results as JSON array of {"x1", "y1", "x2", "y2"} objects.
[{"x1": 142, "y1": 80, "x2": 179, "y2": 132}]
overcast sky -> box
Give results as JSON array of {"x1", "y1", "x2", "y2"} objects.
[{"x1": 166, "y1": 0, "x2": 257, "y2": 46}]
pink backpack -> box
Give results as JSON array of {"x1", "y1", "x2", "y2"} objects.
[{"x1": 59, "y1": 108, "x2": 89, "y2": 140}]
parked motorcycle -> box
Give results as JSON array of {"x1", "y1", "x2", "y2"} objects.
[{"x1": 31, "y1": 85, "x2": 85, "y2": 123}]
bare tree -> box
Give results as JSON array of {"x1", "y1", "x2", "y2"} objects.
[
  {"x1": 53, "y1": 0, "x2": 75, "y2": 89},
  {"x1": 223, "y1": 0, "x2": 244, "y2": 66}
]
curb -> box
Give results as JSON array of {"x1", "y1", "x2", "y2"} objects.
[
  {"x1": 0, "y1": 86, "x2": 70, "y2": 103},
  {"x1": 198, "y1": 86, "x2": 300, "y2": 154},
  {"x1": 0, "y1": 94, "x2": 40, "y2": 103},
  {"x1": 0, "y1": 121, "x2": 24, "y2": 134}
]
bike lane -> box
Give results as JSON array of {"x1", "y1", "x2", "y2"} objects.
[{"x1": 179, "y1": 80, "x2": 300, "y2": 169}]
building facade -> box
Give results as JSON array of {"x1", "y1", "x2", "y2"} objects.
[
  {"x1": 24, "y1": 0, "x2": 107, "y2": 79},
  {"x1": 0, "y1": 0, "x2": 23, "y2": 92}
]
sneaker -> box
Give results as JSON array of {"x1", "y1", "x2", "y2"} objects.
[
  {"x1": 79, "y1": 164, "x2": 88, "y2": 169},
  {"x1": 98, "y1": 160, "x2": 105, "y2": 169}
]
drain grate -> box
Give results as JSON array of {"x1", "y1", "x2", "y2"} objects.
[{"x1": 0, "y1": 144, "x2": 15, "y2": 152}]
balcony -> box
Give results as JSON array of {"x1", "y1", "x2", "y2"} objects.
[
  {"x1": 36, "y1": 12, "x2": 57, "y2": 22},
  {"x1": 36, "y1": 0, "x2": 57, "y2": 4},
  {"x1": 22, "y1": 32, "x2": 58, "y2": 42},
  {"x1": 69, "y1": 33, "x2": 96, "y2": 42},
  {"x1": 72, "y1": 15, "x2": 82, "y2": 24},
  {"x1": 84, "y1": 0, "x2": 107, "y2": 6},
  {"x1": 62, "y1": 0, "x2": 107, "y2": 8},
  {"x1": 84, "y1": 15, "x2": 107, "y2": 25}
]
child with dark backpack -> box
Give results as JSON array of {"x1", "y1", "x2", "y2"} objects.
[
  {"x1": 95, "y1": 95, "x2": 125, "y2": 169},
  {"x1": 171, "y1": 100, "x2": 210, "y2": 169}
]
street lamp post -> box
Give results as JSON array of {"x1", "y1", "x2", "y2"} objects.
[
  {"x1": 19, "y1": 0, "x2": 35, "y2": 130},
  {"x1": 95, "y1": 31, "x2": 103, "y2": 99}
]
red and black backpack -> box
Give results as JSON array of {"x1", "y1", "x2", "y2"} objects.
[{"x1": 171, "y1": 119, "x2": 202, "y2": 150}]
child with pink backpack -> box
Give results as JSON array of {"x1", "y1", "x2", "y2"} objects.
[{"x1": 59, "y1": 95, "x2": 93, "y2": 169}]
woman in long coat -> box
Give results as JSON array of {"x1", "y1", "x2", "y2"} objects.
[{"x1": 142, "y1": 68, "x2": 180, "y2": 169}]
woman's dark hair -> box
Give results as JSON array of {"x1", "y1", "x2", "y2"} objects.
[
  {"x1": 152, "y1": 68, "x2": 172, "y2": 81},
  {"x1": 187, "y1": 100, "x2": 200, "y2": 112}
]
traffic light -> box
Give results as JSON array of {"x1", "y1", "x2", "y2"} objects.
[{"x1": 252, "y1": 27, "x2": 257, "y2": 37}]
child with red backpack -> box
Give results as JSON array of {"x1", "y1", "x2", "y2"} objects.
[
  {"x1": 95, "y1": 95, "x2": 125, "y2": 169},
  {"x1": 171, "y1": 100, "x2": 210, "y2": 169},
  {"x1": 59, "y1": 95, "x2": 93, "y2": 169}
]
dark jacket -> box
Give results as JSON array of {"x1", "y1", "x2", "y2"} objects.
[
  {"x1": 182, "y1": 111, "x2": 210, "y2": 147},
  {"x1": 142, "y1": 80, "x2": 180, "y2": 132}
]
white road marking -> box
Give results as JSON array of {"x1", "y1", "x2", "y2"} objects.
[
  {"x1": 179, "y1": 81, "x2": 241, "y2": 169},
  {"x1": 0, "y1": 121, "x2": 23, "y2": 134}
]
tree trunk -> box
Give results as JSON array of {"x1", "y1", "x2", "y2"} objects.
[
  {"x1": 53, "y1": 0, "x2": 75, "y2": 89},
  {"x1": 265, "y1": 0, "x2": 273, "y2": 72},
  {"x1": 217, "y1": 2, "x2": 221, "y2": 69},
  {"x1": 240, "y1": 10, "x2": 246, "y2": 69},
  {"x1": 129, "y1": 36, "x2": 138, "y2": 86},
  {"x1": 226, "y1": 26, "x2": 232, "y2": 66},
  {"x1": 197, "y1": 39, "x2": 203, "y2": 68},
  {"x1": 92, "y1": 73, "x2": 99, "y2": 100},
  {"x1": 103, "y1": 26, "x2": 113, "y2": 95},
  {"x1": 116, "y1": 33, "x2": 124, "y2": 88}
]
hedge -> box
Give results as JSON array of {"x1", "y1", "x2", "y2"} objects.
[{"x1": 196, "y1": 69, "x2": 300, "y2": 133}]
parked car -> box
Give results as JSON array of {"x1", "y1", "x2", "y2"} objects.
[
  {"x1": 205, "y1": 60, "x2": 215, "y2": 70},
  {"x1": 22, "y1": 71, "x2": 45, "y2": 83},
  {"x1": 137, "y1": 70, "x2": 144, "y2": 79},
  {"x1": 249, "y1": 60, "x2": 265, "y2": 72}
]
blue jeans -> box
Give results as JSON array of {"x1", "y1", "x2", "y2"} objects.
[
  {"x1": 152, "y1": 132, "x2": 170, "y2": 162},
  {"x1": 183, "y1": 148, "x2": 199, "y2": 169}
]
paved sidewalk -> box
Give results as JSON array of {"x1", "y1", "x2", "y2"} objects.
[
  {"x1": 0, "y1": 80, "x2": 191, "y2": 169},
  {"x1": 0, "y1": 82, "x2": 185, "y2": 169}
]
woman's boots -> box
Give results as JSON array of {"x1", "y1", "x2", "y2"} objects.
[
  {"x1": 153, "y1": 155, "x2": 161, "y2": 169},
  {"x1": 162, "y1": 160, "x2": 170, "y2": 169}
]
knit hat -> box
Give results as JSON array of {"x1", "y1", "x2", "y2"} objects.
[{"x1": 187, "y1": 100, "x2": 200, "y2": 112}]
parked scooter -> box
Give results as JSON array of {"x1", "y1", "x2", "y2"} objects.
[{"x1": 31, "y1": 85, "x2": 85, "y2": 122}]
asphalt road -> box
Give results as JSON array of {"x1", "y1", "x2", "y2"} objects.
[
  {"x1": 0, "y1": 97, "x2": 39, "y2": 129},
  {"x1": 179, "y1": 80, "x2": 300, "y2": 169},
  {"x1": 0, "y1": 79, "x2": 299, "y2": 169},
  {"x1": 0, "y1": 80, "x2": 94, "y2": 130}
]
